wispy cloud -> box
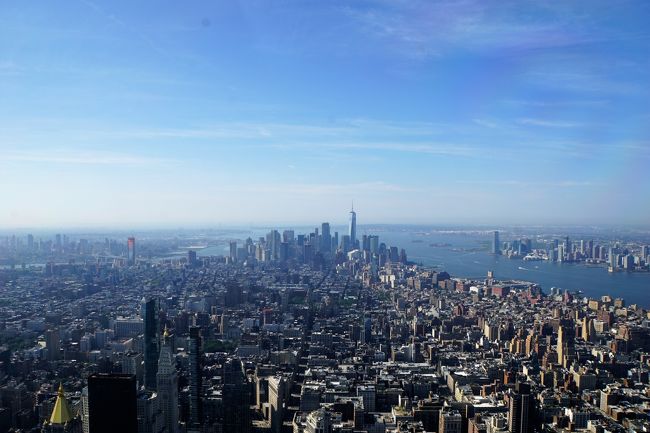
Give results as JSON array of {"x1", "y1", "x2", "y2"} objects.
[
  {"x1": 523, "y1": 70, "x2": 645, "y2": 95},
  {"x1": 342, "y1": 0, "x2": 619, "y2": 58},
  {"x1": 472, "y1": 118, "x2": 498, "y2": 129},
  {"x1": 1, "y1": 150, "x2": 166, "y2": 166},
  {"x1": 518, "y1": 118, "x2": 585, "y2": 128},
  {"x1": 456, "y1": 179, "x2": 600, "y2": 188},
  {"x1": 298, "y1": 142, "x2": 480, "y2": 158},
  {"x1": 80, "y1": 0, "x2": 170, "y2": 58},
  {"x1": 209, "y1": 181, "x2": 417, "y2": 195},
  {"x1": 504, "y1": 99, "x2": 609, "y2": 108}
]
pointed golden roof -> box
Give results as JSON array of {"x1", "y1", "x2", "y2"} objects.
[
  {"x1": 49, "y1": 383, "x2": 74, "y2": 425},
  {"x1": 163, "y1": 325, "x2": 170, "y2": 339}
]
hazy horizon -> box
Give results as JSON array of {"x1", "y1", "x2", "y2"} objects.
[
  {"x1": 2, "y1": 221, "x2": 650, "y2": 236},
  {"x1": 2, "y1": 1, "x2": 649, "y2": 227}
]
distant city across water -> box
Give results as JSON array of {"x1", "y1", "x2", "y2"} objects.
[{"x1": 192, "y1": 225, "x2": 650, "y2": 307}]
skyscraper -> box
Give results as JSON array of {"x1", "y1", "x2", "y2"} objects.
[
  {"x1": 88, "y1": 374, "x2": 138, "y2": 433},
  {"x1": 268, "y1": 376, "x2": 286, "y2": 433},
  {"x1": 143, "y1": 298, "x2": 159, "y2": 391},
  {"x1": 157, "y1": 327, "x2": 179, "y2": 433},
  {"x1": 507, "y1": 383, "x2": 533, "y2": 433},
  {"x1": 136, "y1": 390, "x2": 164, "y2": 433},
  {"x1": 369, "y1": 235, "x2": 379, "y2": 254},
  {"x1": 127, "y1": 237, "x2": 136, "y2": 265},
  {"x1": 492, "y1": 231, "x2": 500, "y2": 255},
  {"x1": 188, "y1": 326, "x2": 203, "y2": 429},
  {"x1": 349, "y1": 205, "x2": 357, "y2": 249},
  {"x1": 320, "y1": 223, "x2": 331, "y2": 254},
  {"x1": 222, "y1": 357, "x2": 251, "y2": 433},
  {"x1": 564, "y1": 236, "x2": 571, "y2": 255},
  {"x1": 46, "y1": 328, "x2": 61, "y2": 361},
  {"x1": 188, "y1": 250, "x2": 197, "y2": 267},
  {"x1": 267, "y1": 230, "x2": 281, "y2": 261},
  {"x1": 229, "y1": 241, "x2": 238, "y2": 263}
]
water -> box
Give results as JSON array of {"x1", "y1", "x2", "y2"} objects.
[
  {"x1": 372, "y1": 228, "x2": 650, "y2": 307},
  {"x1": 187, "y1": 225, "x2": 649, "y2": 307}
]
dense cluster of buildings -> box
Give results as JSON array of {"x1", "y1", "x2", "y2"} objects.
[
  {"x1": 491, "y1": 231, "x2": 649, "y2": 272},
  {"x1": 0, "y1": 218, "x2": 648, "y2": 433}
]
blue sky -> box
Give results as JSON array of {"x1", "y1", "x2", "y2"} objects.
[{"x1": 1, "y1": 0, "x2": 649, "y2": 228}]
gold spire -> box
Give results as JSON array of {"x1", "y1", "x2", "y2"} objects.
[
  {"x1": 49, "y1": 383, "x2": 74, "y2": 425},
  {"x1": 163, "y1": 325, "x2": 170, "y2": 339}
]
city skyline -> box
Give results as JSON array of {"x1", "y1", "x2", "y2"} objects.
[
  {"x1": 2, "y1": 1, "x2": 650, "y2": 227},
  {"x1": 2, "y1": 3, "x2": 650, "y2": 433}
]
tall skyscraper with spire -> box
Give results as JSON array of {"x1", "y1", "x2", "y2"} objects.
[
  {"x1": 349, "y1": 204, "x2": 357, "y2": 249},
  {"x1": 157, "y1": 327, "x2": 179, "y2": 433}
]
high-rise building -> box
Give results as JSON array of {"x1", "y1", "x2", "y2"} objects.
[
  {"x1": 222, "y1": 357, "x2": 251, "y2": 433},
  {"x1": 369, "y1": 235, "x2": 379, "y2": 255},
  {"x1": 157, "y1": 328, "x2": 179, "y2": 433},
  {"x1": 340, "y1": 235, "x2": 351, "y2": 253},
  {"x1": 188, "y1": 326, "x2": 203, "y2": 428},
  {"x1": 187, "y1": 250, "x2": 197, "y2": 267},
  {"x1": 557, "y1": 325, "x2": 566, "y2": 360},
  {"x1": 127, "y1": 237, "x2": 136, "y2": 265},
  {"x1": 320, "y1": 223, "x2": 331, "y2": 254},
  {"x1": 143, "y1": 298, "x2": 159, "y2": 391},
  {"x1": 357, "y1": 386, "x2": 376, "y2": 412},
  {"x1": 282, "y1": 230, "x2": 294, "y2": 243},
  {"x1": 507, "y1": 383, "x2": 533, "y2": 433},
  {"x1": 81, "y1": 387, "x2": 90, "y2": 433},
  {"x1": 267, "y1": 230, "x2": 281, "y2": 261},
  {"x1": 229, "y1": 241, "x2": 238, "y2": 263},
  {"x1": 88, "y1": 374, "x2": 138, "y2": 433},
  {"x1": 268, "y1": 376, "x2": 286, "y2": 433},
  {"x1": 303, "y1": 243, "x2": 313, "y2": 264},
  {"x1": 492, "y1": 231, "x2": 500, "y2": 255},
  {"x1": 279, "y1": 241, "x2": 289, "y2": 262},
  {"x1": 361, "y1": 234, "x2": 369, "y2": 252},
  {"x1": 137, "y1": 390, "x2": 164, "y2": 433},
  {"x1": 349, "y1": 205, "x2": 357, "y2": 249},
  {"x1": 46, "y1": 328, "x2": 61, "y2": 361}
]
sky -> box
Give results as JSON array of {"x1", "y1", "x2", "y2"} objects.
[{"x1": 1, "y1": 0, "x2": 649, "y2": 228}]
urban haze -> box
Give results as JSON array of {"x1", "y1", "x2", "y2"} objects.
[{"x1": 1, "y1": 2, "x2": 650, "y2": 433}]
